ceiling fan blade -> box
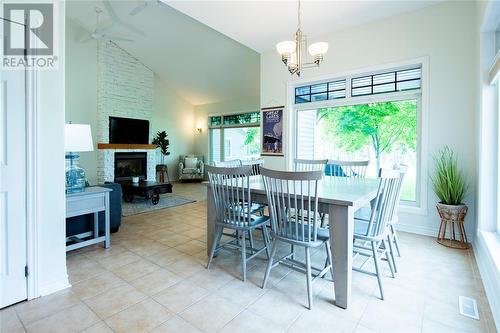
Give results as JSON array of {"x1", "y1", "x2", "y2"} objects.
[
  {"x1": 102, "y1": 0, "x2": 145, "y2": 36},
  {"x1": 108, "y1": 36, "x2": 134, "y2": 42},
  {"x1": 130, "y1": 3, "x2": 147, "y2": 16}
]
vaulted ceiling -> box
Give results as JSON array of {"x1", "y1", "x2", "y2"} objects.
[
  {"x1": 66, "y1": 0, "x2": 260, "y2": 106},
  {"x1": 166, "y1": 0, "x2": 441, "y2": 53},
  {"x1": 67, "y1": 0, "x2": 441, "y2": 105}
]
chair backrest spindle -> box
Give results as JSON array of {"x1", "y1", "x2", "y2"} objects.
[{"x1": 261, "y1": 167, "x2": 322, "y2": 244}]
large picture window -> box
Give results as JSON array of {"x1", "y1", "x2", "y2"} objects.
[
  {"x1": 209, "y1": 112, "x2": 261, "y2": 164},
  {"x1": 295, "y1": 64, "x2": 422, "y2": 204}
]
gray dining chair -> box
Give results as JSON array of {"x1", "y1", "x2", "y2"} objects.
[
  {"x1": 206, "y1": 165, "x2": 271, "y2": 282},
  {"x1": 260, "y1": 167, "x2": 334, "y2": 310},
  {"x1": 325, "y1": 159, "x2": 369, "y2": 178},
  {"x1": 322, "y1": 159, "x2": 369, "y2": 227},
  {"x1": 388, "y1": 164, "x2": 408, "y2": 259},
  {"x1": 352, "y1": 168, "x2": 402, "y2": 300},
  {"x1": 241, "y1": 159, "x2": 264, "y2": 176},
  {"x1": 294, "y1": 159, "x2": 328, "y2": 171}
]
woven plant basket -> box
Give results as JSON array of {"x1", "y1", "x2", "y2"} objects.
[{"x1": 436, "y1": 203, "x2": 469, "y2": 249}]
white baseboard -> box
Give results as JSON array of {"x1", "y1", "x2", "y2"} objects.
[
  {"x1": 473, "y1": 231, "x2": 500, "y2": 330},
  {"x1": 38, "y1": 275, "x2": 71, "y2": 298},
  {"x1": 396, "y1": 222, "x2": 440, "y2": 237}
]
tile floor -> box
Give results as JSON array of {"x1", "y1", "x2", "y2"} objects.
[{"x1": 1, "y1": 182, "x2": 497, "y2": 333}]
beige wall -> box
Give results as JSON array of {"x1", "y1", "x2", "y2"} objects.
[
  {"x1": 152, "y1": 76, "x2": 195, "y2": 180},
  {"x1": 260, "y1": 1, "x2": 479, "y2": 237},
  {"x1": 65, "y1": 18, "x2": 99, "y2": 184}
]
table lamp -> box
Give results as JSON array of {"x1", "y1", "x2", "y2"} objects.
[{"x1": 65, "y1": 123, "x2": 94, "y2": 194}]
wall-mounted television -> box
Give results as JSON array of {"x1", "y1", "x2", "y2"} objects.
[{"x1": 109, "y1": 117, "x2": 149, "y2": 144}]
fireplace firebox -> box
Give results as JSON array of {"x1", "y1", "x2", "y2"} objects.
[{"x1": 114, "y1": 152, "x2": 147, "y2": 181}]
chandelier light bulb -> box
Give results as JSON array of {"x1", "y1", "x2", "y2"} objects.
[
  {"x1": 276, "y1": 41, "x2": 296, "y2": 55},
  {"x1": 308, "y1": 42, "x2": 329, "y2": 57}
]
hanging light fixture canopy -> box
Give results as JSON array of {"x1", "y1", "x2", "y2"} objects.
[{"x1": 276, "y1": 0, "x2": 328, "y2": 77}]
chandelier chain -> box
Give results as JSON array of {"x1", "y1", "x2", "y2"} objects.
[{"x1": 297, "y1": 0, "x2": 301, "y2": 30}]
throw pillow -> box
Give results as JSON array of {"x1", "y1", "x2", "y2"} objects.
[{"x1": 185, "y1": 157, "x2": 198, "y2": 169}]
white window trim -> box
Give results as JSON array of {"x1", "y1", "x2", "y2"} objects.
[
  {"x1": 286, "y1": 57, "x2": 429, "y2": 215},
  {"x1": 207, "y1": 111, "x2": 261, "y2": 164}
]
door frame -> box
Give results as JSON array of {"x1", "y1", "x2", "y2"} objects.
[{"x1": 26, "y1": 65, "x2": 39, "y2": 300}]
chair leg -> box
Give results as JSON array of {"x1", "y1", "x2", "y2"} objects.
[
  {"x1": 325, "y1": 241, "x2": 334, "y2": 281},
  {"x1": 291, "y1": 244, "x2": 295, "y2": 260},
  {"x1": 382, "y1": 239, "x2": 395, "y2": 278},
  {"x1": 391, "y1": 224, "x2": 401, "y2": 257},
  {"x1": 371, "y1": 241, "x2": 384, "y2": 300},
  {"x1": 207, "y1": 226, "x2": 222, "y2": 269},
  {"x1": 262, "y1": 241, "x2": 278, "y2": 289},
  {"x1": 241, "y1": 231, "x2": 247, "y2": 282},
  {"x1": 248, "y1": 230, "x2": 255, "y2": 254},
  {"x1": 386, "y1": 234, "x2": 397, "y2": 274},
  {"x1": 305, "y1": 247, "x2": 313, "y2": 310},
  {"x1": 262, "y1": 226, "x2": 271, "y2": 259}
]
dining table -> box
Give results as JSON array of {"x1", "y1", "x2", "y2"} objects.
[{"x1": 206, "y1": 174, "x2": 380, "y2": 309}]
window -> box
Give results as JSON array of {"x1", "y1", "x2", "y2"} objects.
[
  {"x1": 297, "y1": 101, "x2": 418, "y2": 202},
  {"x1": 209, "y1": 112, "x2": 261, "y2": 164},
  {"x1": 351, "y1": 67, "x2": 421, "y2": 97},
  {"x1": 224, "y1": 139, "x2": 232, "y2": 159},
  {"x1": 294, "y1": 67, "x2": 421, "y2": 104},
  {"x1": 295, "y1": 79, "x2": 346, "y2": 104},
  {"x1": 294, "y1": 64, "x2": 422, "y2": 205}
]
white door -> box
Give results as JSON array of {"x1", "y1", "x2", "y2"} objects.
[{"x1": 0, "y1": 66, "x2": 27, "y2": 307}]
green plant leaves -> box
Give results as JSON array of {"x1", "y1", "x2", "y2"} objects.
[{"x1": 431, "y1": 146, "x2": 468, "y2": 205}]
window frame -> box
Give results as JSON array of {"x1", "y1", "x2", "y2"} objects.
[
  {"x1": 208, "y1": 111, "x2": 261, "y2": 165},
  {"x1": 287, "y1": 58, "x2": 429, "y2": 215}
]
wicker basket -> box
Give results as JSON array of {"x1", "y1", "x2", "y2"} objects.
[{"x1": 436, "y1": 203, "x2": 469, "y2": 249}]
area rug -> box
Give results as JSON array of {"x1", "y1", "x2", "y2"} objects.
[{"x1": 122, "y1": 194, "x2": 195, "y2": 217}]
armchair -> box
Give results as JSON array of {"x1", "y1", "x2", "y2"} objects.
[{"x1": 179, "y1": 155, "x2": 204, "y2": 182}]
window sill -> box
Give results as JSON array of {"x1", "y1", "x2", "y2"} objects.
[{"x1": 398, "y1": 203, "x2": 427, "y2": 216}]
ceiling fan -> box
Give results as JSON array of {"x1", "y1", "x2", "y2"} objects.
[
  {"x1": 129, "y1": 0, "x2": 168, "y2": 16},
  {"x1": 80, "y1": 7, "x2": 134, "y2": 43}
]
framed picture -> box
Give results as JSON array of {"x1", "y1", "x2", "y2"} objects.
[{"x1": 261, "y1": 107, "x2": 284, "y2": 156}]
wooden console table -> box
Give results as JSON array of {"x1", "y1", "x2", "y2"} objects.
[{"x1": 66, "y1": 186, "x2": 111, "y2": 252}]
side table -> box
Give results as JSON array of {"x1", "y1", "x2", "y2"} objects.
[{"x1": 66, "y1": 186, "x2": 111, "y2": 252}]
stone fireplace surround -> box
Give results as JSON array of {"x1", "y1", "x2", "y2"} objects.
[{"x1": 96, "y1": 41, "x2": 156, "y2": 183}]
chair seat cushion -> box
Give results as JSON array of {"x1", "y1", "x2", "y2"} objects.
[{"x1": 182, "y1": 168, "x2": 200, "y2": 174}]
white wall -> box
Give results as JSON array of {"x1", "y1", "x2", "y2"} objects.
[
  {"x1": 260, "y1": 1, "x2": 478, "y2": 238},
  {"x1": 193, "y1": 96, "x2": 260, "y2": 165},
  {"x1": 36, "y1": 1, "x2": 70, "y2": 296},
  {"x1": 65, "y1": 18, "x2": 98, "y2": 185}
]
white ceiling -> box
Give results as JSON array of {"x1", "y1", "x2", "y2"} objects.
[
  {"x1": 67, "y1": 0, "x2": 441, "y2": 105},
  {"x1": 166, "y1": 0, "x2": 442, "y2": 53},
  {"x1": 66, "y1": 0, "x2": 260, "y2": 105}
]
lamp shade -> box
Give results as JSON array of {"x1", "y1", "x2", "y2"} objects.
[
  {"x1": 308, "y1": 42, "x2": 329, "y2": 57},
  {"x1": 64, "y1": 124, "x2": 94, "y2": 152},
  {"x1": 276, "y1": 41, "x2": 296, "y2": 55}
]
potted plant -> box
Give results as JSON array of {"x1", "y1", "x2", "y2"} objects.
[
  {"x1": 431, "y1": 146, "x2": 469, "y2": 249},
  {"x1": 130, "y1": 167, "x2": 141, "y2": 183},
  {"x1": 152, "y1": 131, "x2": 170, "y2": 183}
]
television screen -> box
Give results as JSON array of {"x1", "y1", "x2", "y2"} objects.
[{"x1": 109, "y1": 117, "x2": 149, "y2": 144}]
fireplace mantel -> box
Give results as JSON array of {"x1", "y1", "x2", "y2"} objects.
[{"x1": 97, "y1": 143, "x2": 157, "y2": 150}]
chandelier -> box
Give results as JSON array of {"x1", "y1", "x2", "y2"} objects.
[{"x1": 276, "y1": 0, "x2": 328, "y2": 77}]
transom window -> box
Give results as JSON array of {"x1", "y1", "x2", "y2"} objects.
[
  {"x1": 295, "y1": 79, "x2": 346, "y2": 104},
  {"x1": 294, "y1": 66, "x2": 422, "y2": 104}
]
